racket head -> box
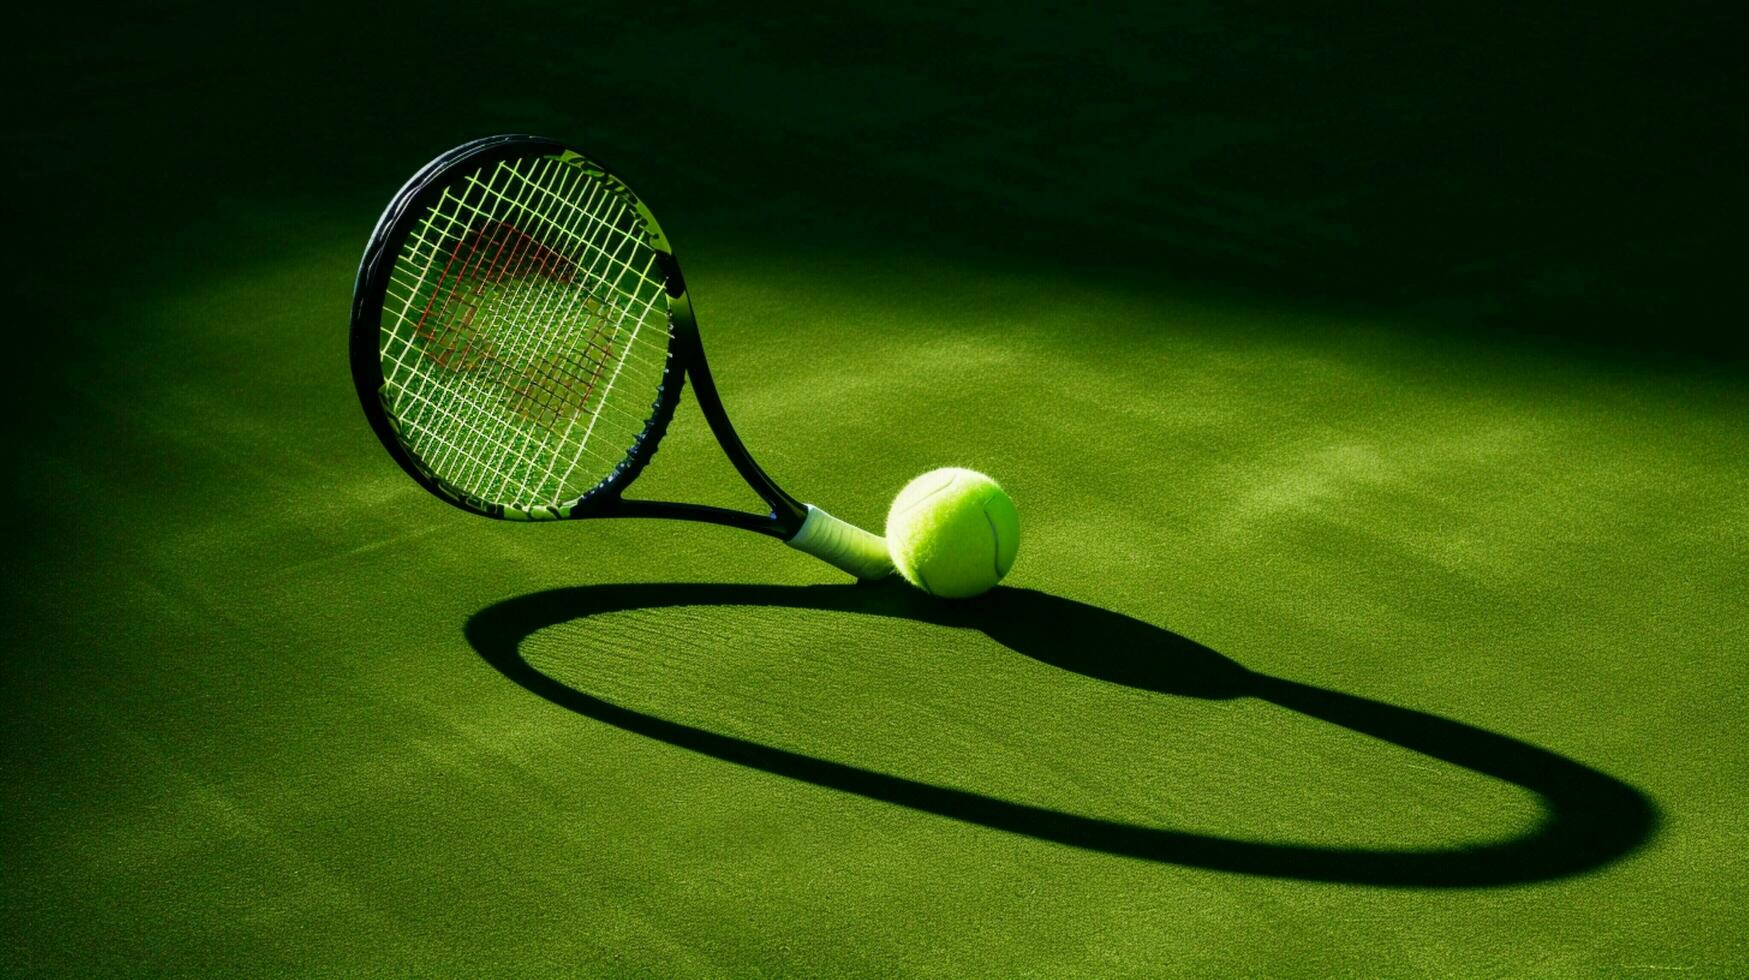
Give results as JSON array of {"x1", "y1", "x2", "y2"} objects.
[{"x1": 350, "y1": 135, "x2": 693, "y2": 520}]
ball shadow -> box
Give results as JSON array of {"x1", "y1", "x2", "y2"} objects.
[{"x1": 464, "y1": 579, "x2": 1656, "y2": 887}]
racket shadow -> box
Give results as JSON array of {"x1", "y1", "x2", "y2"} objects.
[{"x1": 463, "y1": 580, "x2": 1656, "y2": 888}]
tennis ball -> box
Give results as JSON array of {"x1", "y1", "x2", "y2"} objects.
[{"x1": 885, "y1": 468, "x2": 1019, "y2": 598}]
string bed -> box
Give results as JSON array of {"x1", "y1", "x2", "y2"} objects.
[{"x1": 378, "y1": 155, "x2": 672, "y2": 510}]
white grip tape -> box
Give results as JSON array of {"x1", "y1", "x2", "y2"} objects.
[{"x1": 785, "y1": 504, "x2": 894, "y2": 581}]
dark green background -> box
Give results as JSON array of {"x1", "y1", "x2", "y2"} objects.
[{"x1": 6, "y1": 3, "x2": 1745, "y2": 975}]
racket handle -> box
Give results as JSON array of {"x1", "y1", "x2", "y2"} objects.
[{"x1": 786, "y1": 504, "x2": 894, "y2": 581}]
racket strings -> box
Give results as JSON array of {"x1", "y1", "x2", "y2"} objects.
[
  {"x1": 420, "y1": 243, "x2": 654, "y2": 497},
  {"x1": 384, "y1": 175, "x2": 673, "y2": 383},
  {"x1": 385, "y1": 169, "x2": 672, "y2": 408},
  {"x1": 388, "y1": 160, "x2": 593, "y2": 490},
  {"x1": 378, "y1": 154, "x2": 672, "y2": 509},
  {"x1": 414, "y1": 220, "x2": 604, "y2": 429}
]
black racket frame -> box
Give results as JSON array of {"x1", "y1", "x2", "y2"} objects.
[{"x1": 350, "y1": 135, "x2": 807, "y2": 539}]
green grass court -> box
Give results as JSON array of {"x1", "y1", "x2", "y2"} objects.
[{"x1": 6, "y1": 3, "x2": 1745, "y2": 975}]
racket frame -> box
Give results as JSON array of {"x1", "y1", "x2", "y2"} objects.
[{"x1": 350, "y1": 135, "x2": 807, "y2": 540}]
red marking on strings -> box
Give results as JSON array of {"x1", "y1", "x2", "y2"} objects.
[
  {"x1": 415, "y1": 218, "x2": 559, "y2": 371},
  {"x1": 497, "y1": 220, "x2": 567, "y2": 421},
  {"x1": 411, "y1": 219, "x2": 484, "y2": 351},
  {"x1": 415, "y1": 219, "x2": 499, "y2": 369},
  {"x1": 404, "y1": 200, "x2": 622, "y2": 437},
  {"x1": 570, "y1": 307, "x2": 616, "y2": 415}
]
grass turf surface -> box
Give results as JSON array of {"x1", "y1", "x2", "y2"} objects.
[{"x1": 6, "y1": 1, "x2": 1747, "y2": 975}]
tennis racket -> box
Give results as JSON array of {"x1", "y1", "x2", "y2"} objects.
[{"x1": 350, "y1": 134, "x2": 892, "y2": 580}]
